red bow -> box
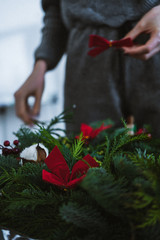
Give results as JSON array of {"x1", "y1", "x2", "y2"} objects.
[
  {"x1": 42, "y1": 145, "x2": 99, "y2": 189},
  {"x1": 88, "y1": 34, "x2": 133, "y2": 57}
]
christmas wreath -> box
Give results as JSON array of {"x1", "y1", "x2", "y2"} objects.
[{"x1": 0, "y1": 111, "x2": 160, "y2": 240}]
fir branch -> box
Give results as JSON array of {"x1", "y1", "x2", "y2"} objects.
[
  {"x1": 5, "y1": 185, "x2": 63, "y2": 212},
  {"x1": 0, "y1": 167, "x2": 14, "y2": 187},
  {"x1": 111, "y1": 154, "x2": 140, "y2": 183},
  {"x1": 60, "y1": 202, "x2": 106, "y2": 232},
  {"x1": 0, "y1": 155, "x2": 20, "y2": 170},
  {"x1": 142, "y1": 208, "x2": 160, "y2": 227},
  {"x1": 0, "y1": 163, "x2": 46, "y2": 191},
  {"x1": 51, "y1": 224, "x2": 77, "y2": 240},
  {"x1": 81, "y1": 168, "x2": 127, "y2": 216}
]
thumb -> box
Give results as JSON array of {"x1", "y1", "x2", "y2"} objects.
[
  {"x1": 32, "y1": 94, "x2": 42, "y2": 116},
  {"x1": 31, "y1": 80, "x2": 44, "y2": 116}
]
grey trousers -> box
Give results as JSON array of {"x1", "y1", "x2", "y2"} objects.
[{"x1": 64, "y1": 22, "x2": 160, "y2": 137}]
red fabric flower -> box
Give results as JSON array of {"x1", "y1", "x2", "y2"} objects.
[
  {"x1": 88, "y1": 34, "x2": 133, "y2": 57},
  {"x1": 42, "y1": 145, "x2": 99, "y2": 189},
  {"x1": 76, "y1": 123, "x2": 112, "y2": 141}
]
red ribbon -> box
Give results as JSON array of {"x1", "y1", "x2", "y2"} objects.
[
  {"x1": 88, "y1": 34, "x2": 133, "y2": 57},
  {"x1": 42, "y1": 145, "x2": 99, "y2": 189}
]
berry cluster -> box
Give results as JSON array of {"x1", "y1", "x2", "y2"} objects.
[{"x1": 0, "y1": 140, "x2": 20, "y2": 156}]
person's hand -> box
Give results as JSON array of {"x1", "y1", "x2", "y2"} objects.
[
  {"x1": 14, "y1": 60, "x2": 47, "y2": 125},
  {"x1": 123, "y1": 5, "x2": 160, "y2": 60}
]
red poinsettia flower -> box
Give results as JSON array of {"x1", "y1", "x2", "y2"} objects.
[
  {"x1": 76, "y1": 123, "x2": 112, "y2": 140},
  {"x1": 135, "y1": 128, "x2": 144, "y2": 135},
  {"x1": 42, "y1": 145, "x2": 99, "y2": 189},
  {"x1": 135, "y1": 128, "x2": 151, "y2": 138}
]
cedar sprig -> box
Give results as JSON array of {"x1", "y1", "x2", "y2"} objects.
[
  {"x1": 103, "y1": 127, "x2": 149, "y2": 170},
  {"x1": 34, "y1": 110, "x2": 73, "y2": 134},
  {"x1": 35, "y1": 126, "x2": 60, "y2": 151},
  {"x1": 72, "y1": 132, "x2": 85, "y2": 160}
]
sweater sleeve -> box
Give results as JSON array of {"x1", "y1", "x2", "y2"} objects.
[{"x1": 34, "y1": 0, "x2": 68, "y2": 70}]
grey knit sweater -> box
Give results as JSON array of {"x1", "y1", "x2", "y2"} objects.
[{"x1": 35, "y1": 0, "x2": 160, "y2": 69}]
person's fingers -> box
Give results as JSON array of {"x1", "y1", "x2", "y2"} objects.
[
  {"x1": 14, "y1": 92, "x2": 33, "y2": 125},
  {"x1": 123, "y1": 33, "x2": 160, "y2": 57},
  {"x1": 31, "y1": 95, "x2": 41, "y2": 116},
  {"x1": 124, "y1": 45, "x2": 151, "y2": 56},
  {"x1": 125, "y1": 45, "x2": 160, "y2": 60},
  {"x1": 144, "y1": 45, "x2": 160, "y2": 59},
  {"x1": 122, "y1": 5, "x2": 160, "y2": 59},
  {"x1": 14, "y1": 64, "x2": 46, "y2": 125},
  {"x1": 31, "y1": 82, "x2": 44, "y2": 116}
]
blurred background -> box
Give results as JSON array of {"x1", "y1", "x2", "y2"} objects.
[{"x1": 0, "y1": 0, "x2": 66, "y2": 143}]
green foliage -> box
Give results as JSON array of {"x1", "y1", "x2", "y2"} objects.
[
  {"x1": 14, "y1": 110, "x2": 72, "y2": 151},
  {"x1": 1, "y1": 113, "x2": 160, "y2": 239},
  {"x1": 89, "y1": 118, "x2": 114, "y2": 129},
  {"x1": 14, "y1": 126, "x2": 40, "y2": 149}
]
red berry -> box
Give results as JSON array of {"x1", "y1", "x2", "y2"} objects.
[
  {"x1": 13, "y1": 140, "x2": 19, "y2": 146},
  {"x1": 3, "y1": 140, "x2": 10, "y2": 146},
  {"x1": 2, "y1": 148, "x2": 11, "y2": 155},
  {"x1": 12, "y1": 148, "x2": 20, "y2": 154}
]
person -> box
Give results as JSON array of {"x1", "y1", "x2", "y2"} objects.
[{"x1": 14, "y1": 1, "x2": 160, "y2": 136}]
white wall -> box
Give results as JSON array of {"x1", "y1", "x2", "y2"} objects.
[{"x1": 0, "y1": 0, "x2": 66, "y2": 143}]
